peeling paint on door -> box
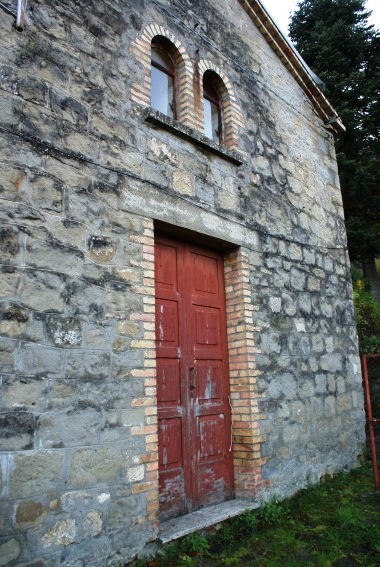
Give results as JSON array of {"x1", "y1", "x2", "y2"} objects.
[{"x1": 155, "y1": 236, "x2": 234, "y2": 521}]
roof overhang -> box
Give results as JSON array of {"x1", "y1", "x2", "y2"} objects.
[{"x1": 239, "y1": 0, "x2": 346, "y2": 134}]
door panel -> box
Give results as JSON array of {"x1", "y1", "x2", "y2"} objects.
[
  {"x1": 197, "y1": 361, "x2": 223, "y2": 402},
  {"x1": 155, "y1": 235, "x2": 233, "y2": 521}
]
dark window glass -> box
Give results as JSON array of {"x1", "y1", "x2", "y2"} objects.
[
  {"x1": 203, "y1": 79, "x2": 221, "y2": 143},
  {"x1": 151, "y1": 45, "x2": 175, "y2": 118}
]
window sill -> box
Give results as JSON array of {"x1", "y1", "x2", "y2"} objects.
[{"x1": 144, "y1": 108, "x2": 243, "y2": 166}]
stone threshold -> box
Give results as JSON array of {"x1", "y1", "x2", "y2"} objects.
[{"x1": 159, "y1": 498, "x2": 260, "y2": 544}]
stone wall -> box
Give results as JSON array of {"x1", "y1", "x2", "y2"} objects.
[{"x1": 0, "y1": 0, "x2": 365, "y2": 565}]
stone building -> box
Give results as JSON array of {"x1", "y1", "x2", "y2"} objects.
[{"x1": 0, "y1": 0, "x2": 365, "y2": 565}]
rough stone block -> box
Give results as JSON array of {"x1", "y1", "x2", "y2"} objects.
[
  {"x1": 172, "y1": 170, "x2": 194, "y2": 196},
  {"x1": 49, "y1": 382, "x2": 77, "y2": 408},
  {"x1": 0, "y1": 164, "x2": 27, "y2": 201},
  {"x1": 0, "y1": 411, "x2": 37, "y2": 451},
  {"x1": 60, "y1": 490, "x2": 93, "y2": 513},
  {"x1": 66, "y1": 351, "x2": 110, "y2": 381},
  {"x1": 69, "y1": 447, "x2": 120, "y2": 488},
  {"x1": 9, "y1": 451, "x2": 64, "y2": 498},
  {"x1": 112, "y1": 351, "x2": 144, "y2": 380},
  {"x1": 37, "y1": 404, "x2": 102, "y2": 448},
  {"x1": 2, "y1": 375, "x2": 47, "y2": 412},
  {"x1": 41, "y1": 519, "x2": 76, "y2": 548},
  {"x1": 320, "y1": 354, "x2": 342, "y2": 373},
  {"x1": 20, "y1": 344, "x2": 64, "y2": 376},
  {"x1": 0, "y1": 538, "x2": 21, "y2": 565},
  {"x1": 0, "y1": 267, "x2": 20, "y2": 298},
  {"x1": 0, "y1": 337, "x2": 16, "y2": 373},
  {"x1": 20, "y1": 271, "x2": 66, "y2": 312},
  {"x1": 26, "y1": 237, "x2": 84, "y2": 277},
  {"x1": 0, "y1": 226, "x2": 21, "y2": 264},
  {"x1": 117, "y1": 320, "x2": 141, "y2": 337},
  {"x1": 15, "y1": 501, "x2": 48, "y2": 527},
  {"x1": 108, "y1": 495, "x2": 142, "y2": 526},
  {"x1": 290, "y1": 268, "x2": 306, "y2": 291},
  {"x1": 0, "y1": 303, "x2": 29, "y2": 338},
  {"x1": 58, "y1": 535, "x2": 110, "y2": 566},
  {"x1": 282, "y1": 420, "x2": 300, "y2": 443}
]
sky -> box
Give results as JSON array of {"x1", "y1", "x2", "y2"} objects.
[{"x1": 261, "y1": 0, "x2": 380, "y2": 36}]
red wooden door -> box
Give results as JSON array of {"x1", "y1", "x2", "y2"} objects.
[{"x1": 155, "y1": 235, "x2": 233, "y2": 521}]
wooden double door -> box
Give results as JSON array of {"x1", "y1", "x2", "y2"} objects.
[{"x1": 155, "y1": 235, "x2": 234, "y2": 521}]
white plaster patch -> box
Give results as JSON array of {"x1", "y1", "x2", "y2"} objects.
[
  {"x1": 269, "y1": 297, "x2": 282, "y2": 313},
  {"x1": 127, "y1": 465, "x2": 144, "y2": 482},
  {"x1": 98, "y1": 492, "x2": 110, "y2": 504}
]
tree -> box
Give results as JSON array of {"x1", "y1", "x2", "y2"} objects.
[{"x1": 289, "y1": 0, "x2": 380, "y2": 299}]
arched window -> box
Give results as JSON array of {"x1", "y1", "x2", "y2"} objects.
[
  {"x1": 151, "y1": 42, "x2": 176, "y2": 119},
  {"x1": 203, "y1": 72, "x2": 223, "y2": 143}
]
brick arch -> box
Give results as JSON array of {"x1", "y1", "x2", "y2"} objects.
[
  {"x1": 130, "y1": 24, "x2": 194, "y2": 127},
  {"x1": 197, "y1": 60, "x2": 244, "y2": 150}
]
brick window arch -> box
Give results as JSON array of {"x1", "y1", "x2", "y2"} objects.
[
  {"x1": 131, "y1": 25, "x2": 194, "y2": 128},
  {"x1": 197, "y1": 61, "x2": 244, "y2": 150}
]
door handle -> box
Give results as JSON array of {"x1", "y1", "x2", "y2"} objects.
[{"x1": 189, "y1": 366, "x2": 197, "y2": 390}]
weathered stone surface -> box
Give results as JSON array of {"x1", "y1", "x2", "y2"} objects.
[
  {"x1": 69, "y1": 447, "x2": 120, "y2": 488},
  {"x1": 108, "y1": 495, "x2": 141, "y2": 526},
  {"x1": 37, "y1": 404, "x2": 102, "y2": 448},
  {"x1": 44, "y1": 315, "x2": 82, "y2": 347},
  {"x1": 59, "y1": 535, "x2": 110, "y2": 566},
  {"x1": 60, "y1": 490, "x2": 92, "y2": 513},
  {"x1": 0, "y1": 538, "x2": 21, "y2": 565},
  {"x1": 81, "y1": 510, "x2": 103, "y2": 538},
  {"x1": 172, "y1": 170, "x2": 194, "y2": 196},
  {"x1": 20, "y1": 271, "x2": 66, "y2": 312},
  {"x1": 41, "y1": 519, "x2": 76, "y2": 547},
  {"x1": 0, "y1": 337, "x2": 16, "y2": 373},
  {"x1": 87, "y1": 235, "x2": 116, "y2": 263},
  {"x1": 15, "y1": 501, "x2": 48, "y2": 527},
  {"x1": 0, "y1": 411, "x2": 36, "y2": 450},
  {"x1": 20, "y1": 344, "x2": 65, "y2": 376},
  {"x1": 1, "y1": 376, "x2": 47, "y2": 412},
  {"x1": 0, "y1": 303, "x2": 29, "y2": 338},
  {"x1": 10, "y1": 452, "x2": 64, "y2": 498},
  {"x1": 30, "y1": 174, "x2": 63, "y2": 212}
]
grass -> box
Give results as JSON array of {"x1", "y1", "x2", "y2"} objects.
[{"x1": 131, "y1": 459, "x2": 380, "y2": 566}]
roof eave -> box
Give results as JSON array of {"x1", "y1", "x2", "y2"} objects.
[{"x1": 239, "y1": 0, "x2": 346, "y2": 134}]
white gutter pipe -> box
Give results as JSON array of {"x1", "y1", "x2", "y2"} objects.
[{"x1": 16, "y1": 0, "x2": 27, "y2": 30}]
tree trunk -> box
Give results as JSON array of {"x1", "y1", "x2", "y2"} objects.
[{"x1": 362, "y1": 256, "x2": 380, "y2": 302}]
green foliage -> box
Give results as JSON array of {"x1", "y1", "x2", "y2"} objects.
[
  {"x1": 179, "y1": 554, "x2": 194, "y2": 565},
  {"x1": 289, "y1": 0, "x2": 380, "y2": 271},
  {"x1": 181, "y1": 532, "x2": 209, "y2": 554},
  {"x1": 130, "y1": 463, "x2": 380, "y2": 565},
  {"x1": 334, "y1": 504, "x2": 363, "y2": 528},
  {"x1": 257, "y1": 499, "x2": 290, "y2": 527},
  {"x1": 230, "y1": 509, "x2": 259, "y2": 533},
  {"x1": 352, "y1": 272, "x2": 380, "y2": 352}
]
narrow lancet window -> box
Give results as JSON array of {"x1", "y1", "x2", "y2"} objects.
[
  {"x1": 203, "y1": 77, "x2": 222, "y2": 143},
  {"x1": 151, "y1": 44, "x2": 175, "y2": 118}
]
